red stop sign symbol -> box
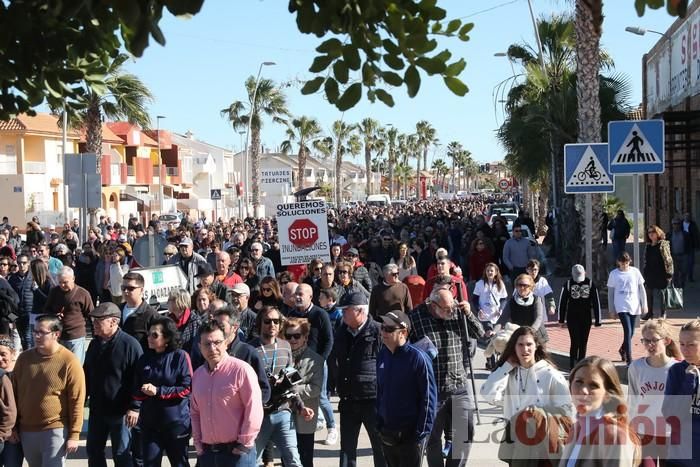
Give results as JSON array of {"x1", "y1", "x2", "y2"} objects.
[{"x1": 288, "y1": 219, "x2": 319, "y2": 248}]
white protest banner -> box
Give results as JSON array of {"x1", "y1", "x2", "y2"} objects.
[{"x1": 276, "y1": 199, "x2": 330, "y2": 266}]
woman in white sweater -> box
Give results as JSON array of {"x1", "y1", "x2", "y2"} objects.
[{"x1": 481, "y1": 325, "x2": 573, "y2": 420}]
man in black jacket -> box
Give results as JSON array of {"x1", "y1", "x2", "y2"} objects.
[
  {"x1": 84, "y1": 302, "x2": 143, "y2": 467},
  {"x1": 333, "y1": 291, "x2": 386, "y2": 467},
  {"x1": 8, "y1": 254, "x2": 32, "y2": 350},
  {"x1": 118, "y1": 272, "x2": 158, "y2": 351},
  {"x1": 288, "y1": 284, "x2": 333, "y2": 360}
]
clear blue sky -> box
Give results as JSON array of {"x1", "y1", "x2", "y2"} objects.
[{"x1": 126, "y1": 0, "x2": 676, "y2": 165}]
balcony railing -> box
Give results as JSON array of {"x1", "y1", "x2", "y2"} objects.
[{"x1": 24, "y1": 161, "x2": 46, "y2": 174}]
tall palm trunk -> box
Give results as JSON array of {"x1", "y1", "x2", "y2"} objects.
[
  {"x1": 297, "y1": 142, "x2": 307, "y2": 191},
  {"x1": 251, "y1": 129, "x2": 262, "y2": 214},
  {"x1": 365, "y1": 146, "x2": 371, "y2": 195},
  {"x1": 85, "y1": 100, "x2": 103, "y2": 171},
  {"x1": 575, "y1": 0, "x2": 607, "y2": 287},
  {"x1": 388, "y1": 151, "x2": 395, "y2": 199},
  {"x1": 335, "y1": 148, "x2": 342, "y2": 206}
]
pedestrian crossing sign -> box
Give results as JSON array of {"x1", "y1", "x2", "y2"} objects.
[
  {"x1": 564, "y1": 143, "x2": 615, "y2": 194},
  {"x1": 608, "y1": 120, "x2": 665, "y2": 174}
]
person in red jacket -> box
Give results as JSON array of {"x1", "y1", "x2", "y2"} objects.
[
  {"x1": 468, "y1": 238, "x2": 495, "y2": 282},
  {"x1": 422, "y1": 255, "x2": 468, "y2": 302}
]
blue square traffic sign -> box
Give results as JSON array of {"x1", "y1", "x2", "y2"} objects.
[
  {"x1": 564, "y1": 143, "x2": 615, "y2": 194},
  {"x1": 608, "y1": 120, "x2": 664, "y2": 174}
]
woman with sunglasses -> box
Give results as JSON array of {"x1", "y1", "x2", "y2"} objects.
[
  {"x1": 642, "y1": 225, "x2": 673, "y2": 320},
  {"x1": 237, "y1": 257, "x2": 260, "y2": 295},
  {"x1": 283, "y1": 317, "x2": 323, "y2": 467},
  {"x1": 499, "y1": 274, "x2": 548, "y2": 346},
  {"x1": 336, "y1": 261, "x2": 370, "y2": 304},
  {"x1": 254, "y1": 276, "x2": 283, "y2": 312},
  {"x1": 132, "y1": 316, "x2": 192, "y2": 467},
  {"x1": 302, "y1": 259, "x2": 325, "y2": 288}
]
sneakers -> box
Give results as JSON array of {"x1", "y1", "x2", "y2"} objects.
[
  {"x1": 315, "y1": 420, "x2": 325, "y2": 432},
  {"x1": 325, "y1": 428, "x2": 338, "y2": 445},
  {"x1": 442, "y1": 440, "x2": 452, "y2": 457}
]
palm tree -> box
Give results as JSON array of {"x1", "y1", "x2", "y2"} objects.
[
  {"x1": 358, "y1": 118, "x2": 381, "y2": 196},
  {"x1": 221, "y1": 76, "x2": 289, "y2": 212},
  {"x1": 384, "y1": 126, "x2": 399, "y2": 198},
  {"x1": 431, "y1": 159, "x2": 449, "y2": 188},
  {"x1": 497, "y1": 15, "x2": 630, "y2": 271},
  {"x1": 280, "y1": 116, "x2": 322, "y2": 191},
  {"x1": 327, "y1": 121, "x2": 361, "y2": 207},
  {"x1": 574, "y1": 0, "x2": 607, "y2": 287},
  {"x1": 393, "y1": 161, "x2": 414, "y2": 199},
  {"x1": 415, "y1": 121, "x2": 438, "y2": 199},
  {"x1": 77, "y1": 53, "x2": 154, "y2": 172},
  {"x1": 446, "y1": 141, "x2": 463, "y2": 192}
]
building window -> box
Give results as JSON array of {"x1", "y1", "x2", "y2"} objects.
[{"x1": 304, "y1": 169, "x2": 313, "y2": 177}]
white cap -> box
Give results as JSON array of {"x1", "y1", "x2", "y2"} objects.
[{"x1": 572, "y1": 264, "x2": 585, "y2": 282}]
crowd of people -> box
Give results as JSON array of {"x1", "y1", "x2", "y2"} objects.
[{"x1": 0, "y1": 197, "x2": 695, "y2": 467}]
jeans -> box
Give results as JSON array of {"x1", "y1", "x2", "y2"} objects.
[
  {"x1": 60, "y1": 336, "x2": 86, "y2": 365},
  {"x1": 0, "y1": 439, "x2": 22, "y2": 467},
  {"x1": 14, "y1": 317, "x2": 31, "y2": 351},
  {"x1": 20, "y1": 428, "x2": 67, "y2": 467},
  {"x1": 612, "y1": 239, "x2": 626, "y2": 261},
  {"x1": 199, "y1": 445, "x2": 257, "y2": 467},
  {"x1": 426, "y1": 392, "x2": 474, "y2": 467},
  {"x1": 618, "y1": 312, "x2": 637, "y2": 365},
  {"x1": 86, "y1": 413, "x2": 133, "y2": 467},
  {"x1": 255, "y1": 410, "x2": 302, "y2": 467},
  {"x1": 141, "y1": 429, "x2": 190, "y2": 467},
  {"x1": 338, "y1": 399, "x2": 386, "y2": 467},
  {"x1": 318, "y1": 362, "x2": 335, "y2": 429}
]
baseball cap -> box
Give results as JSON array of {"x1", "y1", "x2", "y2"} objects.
[
  {"x1": 380, "y1": 310, "x2": 410, "y2": 330},
  {"x1": 178, "y1": 237, "x2": 193, "y2": 246},
  {"x1": 572, "y1": 264, "x2": 585, "y2": 282},
  {"x1": 89, "y1": 302, "x2": 121, "y2": 319},
  {"x1": 231, "y1": 283, "x2": 250, "y2": 296},
  {"x1": 346, "y1": 247, "x2": 359, "y2": 257},
  {"x1": 339, "y1": 291, "x2": 368, "y2": 308},
  {"x1": 195, "y1": 263, "x2": 215, "y2": 277}
]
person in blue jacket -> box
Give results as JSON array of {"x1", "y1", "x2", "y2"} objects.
[
  {"x1": 376, "y1": 309, "x2": 437, "y2": 467},
  {"x1": 663, "y1": 318, "x2": 700, "y2": 467},
  {"x1": 131, "y1": 315, "x2": 192, "y2": 467}
]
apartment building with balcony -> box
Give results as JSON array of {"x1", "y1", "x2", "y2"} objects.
[{"x1": 0, "y1": 113, "x2": 80, "y2": 226}]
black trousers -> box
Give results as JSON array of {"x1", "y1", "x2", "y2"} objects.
[
  {"x1": 382, "y1": 440, "x2": 424, "y2": 467},
  {"x1": 567, "y1": 319, "x2": 591, "y2": 368},
  {"x1": 339, "y1": 399, "x2": 386, "y2": 467}
]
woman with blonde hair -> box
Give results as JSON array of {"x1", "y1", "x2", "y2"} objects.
[
  {"x1": 642, "y1": 224, "x2": 673, "y2": 320},
  {"x1": 560, "y1": 356, "x2": 641, "y2": 466},
  {"x1": 628, "y1": 319, "x2": 681, "y2": 466}
]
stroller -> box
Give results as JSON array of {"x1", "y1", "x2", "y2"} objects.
[{"x1": 482, "y1": 322, "x2": 519, "y2": 371}]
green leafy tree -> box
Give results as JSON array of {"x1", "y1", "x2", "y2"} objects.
[
  {"x1": 221, "y1": 76, "x2": 289, "y2": 212},
  {"x1": 280, "y1": 116, "x2": 323, "y2": 191}
]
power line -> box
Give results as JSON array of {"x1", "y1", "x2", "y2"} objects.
[{"x1": 457, "y1": 0, "x2": 522, "y2": 20}]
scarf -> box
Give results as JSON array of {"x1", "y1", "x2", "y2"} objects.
[
  {"x1": 171, "y1": 308, "x2": 191, "y2": 329},
  {"x1": 513, "y1": 291, "x2": 534, "y2": 306}
]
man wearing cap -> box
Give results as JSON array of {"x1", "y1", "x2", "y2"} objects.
[
  {"x1": 409, "y1": 288, "x2": 476, "y2": 467},
  {"x1": 377, "y1": 310, "x2": 437, "y2": 467},
  {"x1": 333, "y1": 291, "x2": 387, "y2": 467},
  {"x1": 345, "y1": 247, "x2": 373, "y2": 292},
  {"x1": 83, "y1": 302, "x2": 143, "y2": 467},
  {"x1": 195, "y1": 263, "x2": 230, "y2": 301},
  {"x1": 229, "y1": 282, "x2": 258, "y2": 339},
  {"x1": 249, "y1": 242, "x2": 275, "y2": 279},
  {"x1": 168, "y1": 236, "x2": 208, "y2": 294},
  {"x1": 369, "y1": 264, "x2": 413, "y2": 320}
]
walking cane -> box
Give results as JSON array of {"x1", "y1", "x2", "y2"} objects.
[{"x1": 455, "y1": 279, "x2": 482, "y2": 425}]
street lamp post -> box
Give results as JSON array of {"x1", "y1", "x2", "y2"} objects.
[
  {"x1": 625, "y1": 26, "x2": 672, "y2": 267},
  {"x1": 156, "y1": 115, "x2": 166, "y2": 215},
  {"x1": 243, "y1": 61, "x2": 276, "y2": 218}
]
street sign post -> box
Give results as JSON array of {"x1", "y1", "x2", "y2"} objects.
[
  {"x1": 564, "y1": 143, "x2": 615, "y2": 280},
  {"x1": 210, "y1": 189, "x2": 222, "y2": 200},
  {"x1": 498, "y1": 178, "x2": 510, "y2": 190},
  {"x1": 608, "y1": 120, "x2": 665, "y2": 266},
  {"x1": 276, "y1": 200, "x2": 330, "y2": 266},
  {"x1": 64, "y1": 153, "x2": 101, "y2": 244}
]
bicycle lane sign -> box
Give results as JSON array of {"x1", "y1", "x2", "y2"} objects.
[{"x1": 564, "y1": 143, "x2": 615, "y2": 194}]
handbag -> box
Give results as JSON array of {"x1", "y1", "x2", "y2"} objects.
[{"x1": 662, "y1": 285, "x2": 683, "y2": 310}]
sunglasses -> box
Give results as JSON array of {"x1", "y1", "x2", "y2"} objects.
[
  {"x1": 121, "y1": 285, "x2": 139, "y2": 292},
  {"x1": 261, "y1": 287, "x2": 273, "y2": 292},
  {"x1": 285, "y1": 333, "x2": 303, "y2": 340},
  {"x1": 148, "y1": 332, "x2": 162, "y2": 339},
  {"x1": 263, "y1": 318, "x2": 281, "y2": 325},
  {"x1": 338, "y1": 270, "x2": 350, "y2": 275},
  {"x1": 516, "y1": 283, "x2": 532, "y2": 288},
  {"x1": 0, "y1": 263, "x2": 8, "y2": 267},
  {"x1": 381, "y1": 325, "x2": 400, "y2": 333},
  {"x1": 640, "y1": 337, "x2": 663, "y2": 345},
  {"x1": 513, "y1": 229, "x2": 522, "y2": 233},
  {"x1": 314, "y1": 267, "x2": 323, "y2": 271}
]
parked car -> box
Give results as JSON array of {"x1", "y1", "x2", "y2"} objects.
[{"x1": 486, "y1": 202, "x2": 519, "y2": 222}]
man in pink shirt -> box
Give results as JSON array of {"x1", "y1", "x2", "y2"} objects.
[{"x1": 191, "y1": 321, "x2": 263, "y2": 466}]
